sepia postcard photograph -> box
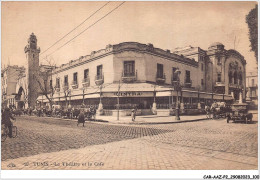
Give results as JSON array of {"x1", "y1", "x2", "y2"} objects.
[{"x1": 1, "y1": 0, "x2": 259, "y2": 179}]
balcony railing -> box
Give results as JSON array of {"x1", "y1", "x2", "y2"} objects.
[
  {"x1": 82, "y1": 77, "x2": 90, "y2": 87},
  {"x1": 215, "y1": 81, "x2": 225, "y2": 87},
  {"x1": 171, "y1": 73, "x2": 179, "y2": 85},
  {"x1": 248, "y1": 84, "x2": 258, "y2": 88},
  {"x1": 63, "y1": 84, "x2": 69, "y2": 91},
  {"x1": 229, "y1": 83, "x2": 243, "y2": 89},
  {"x1": 55, "y1": 86, "x2": 60, "y2": 92},
  {"x1": 122, "y1": 70, "x2": 137, "y2": 83},
  {"x1": 156, "y1": 73, "x2": 166, "y2": 84},
  {"x1": 95, "y1": 74, "x2": 104, "y2": 85},
  {"x1": 71, "y1": 81, "x2": 78, "y2": 89},
  {"x1": 184, "y1": 79, "x2": 192, "y2": 88}
]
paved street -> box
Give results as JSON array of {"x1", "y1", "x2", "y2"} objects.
[{"x1": 1, "y1": 113, "x2": 258, "y2": 170}]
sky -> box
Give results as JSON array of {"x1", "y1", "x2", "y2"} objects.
[{"x1": 1, "y1": 1, "x2": 258, "y2": 73}]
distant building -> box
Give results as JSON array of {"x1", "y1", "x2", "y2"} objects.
[
  {"x1": 246, "y1": 71, "x2": 258, "y2": 105},
  {"x1": 1, "y1": 65, "x2": 25, "y2": 108}
]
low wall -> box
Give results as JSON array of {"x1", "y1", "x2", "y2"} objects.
[
  {"x1": 102, "y1": 109, "x2": 153, "y2": 116},
  {"x1": 102, "y1": 108, "x2": 204, "y2": 116},
  {"x1": 157, "y1": 109, "x2": 205, "y2": 116}
]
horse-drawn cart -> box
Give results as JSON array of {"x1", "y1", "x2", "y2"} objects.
[{"x1": 226, "y1": 103, "x2": 253, "y2": 124}]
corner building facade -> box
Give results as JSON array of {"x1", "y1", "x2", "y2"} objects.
[{"x1": 40, "y1": 42, "x2": 246, "y2": 115}]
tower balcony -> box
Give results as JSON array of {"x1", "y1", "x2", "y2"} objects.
[
  {"x1": 95, "y1": 74, "x2": 104, "y2": 86},
  {"x1": 156, "y1": 73, "x2": 166, "y2": 84},
  {"x1": 82, "y1": 77, "x2": 90, "y2": 87},
  {"x1": 122, "y1": 70, "x2": 137, "y2": 83},
  {"x1": 71, "y1": 81, "x2": 78, "y2": 89}
]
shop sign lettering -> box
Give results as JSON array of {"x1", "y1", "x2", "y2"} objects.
[{"x1": 114, "y1": 92, "x2": 143, "y2": 96}]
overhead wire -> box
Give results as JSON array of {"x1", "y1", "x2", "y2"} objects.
[
  {"x1": 40, "y1": 1, "x2": 111, "y2": 56},
  {"x1": 45, "y1": 1, "x2": 126, "y2": 58}
]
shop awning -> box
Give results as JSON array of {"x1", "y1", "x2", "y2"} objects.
[{"x1": 37, "y1": 83, "x2": 235, "y2": 102}]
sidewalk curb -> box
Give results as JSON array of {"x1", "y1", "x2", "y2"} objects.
[
  {"x1": 107, "y1": 117, "x2": 210, "y2": 125},
  {"x1": 22, "y1": 115, "x2": 211, "y2": 125}
]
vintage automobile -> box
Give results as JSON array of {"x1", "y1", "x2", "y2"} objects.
[{"x1": 226, "y1": 103, "x2": 253, "y2": 124}]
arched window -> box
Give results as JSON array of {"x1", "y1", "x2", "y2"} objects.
[
  {"x1": 229, "y1": 71, "x2": 233, "y2": 84},
  {"x1": 234, "y1": 71, "x2": 238, "y2": 84}
]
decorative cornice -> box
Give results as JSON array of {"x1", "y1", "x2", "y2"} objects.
[
  {"x1": 225, "y1": 49, "x2": 246, "y2": 65},
  {"x1": 52, "y1": 42, "x2": 198, "y2": 75}
]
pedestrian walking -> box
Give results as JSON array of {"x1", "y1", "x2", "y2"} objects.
[
  {"x1": 131, "y1": 107, "x2": 137, "y2": 122},
  {"x1": 205, "y1": 105, "x2": 212, "y2": 119},
  {"x1": 90, "y1": 106, "x2": 96, "y2": 120},
  {"x1": 77, "y1": 108, "x2": 85, "y2": 127}
]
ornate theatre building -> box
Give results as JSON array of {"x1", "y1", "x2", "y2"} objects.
[{"x1": 17, "y1": 34, "x2": 247, "y2": 116}]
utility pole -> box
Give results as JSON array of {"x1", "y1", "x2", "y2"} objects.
[
  {"x1": 82, "y1": 87, "x2": 86, "y2": 106},
  {"x1": 117, "y1": 80, "x2": 120, "y2": 120}
]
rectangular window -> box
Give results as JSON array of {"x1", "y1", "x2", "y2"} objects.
[
  {"x1": 185, "y1": 70, "x2": 191, "y2": 83},
  {"x1": 50, "y1": 80, "x2": 52, "y2": 88},
  {"x1": 252, "y1": 90, "x2": 256, "y2": 97},
  {"x1": 252, "y1": 79, "x2": 255, "y2": 86},
  {"x1": 201, "y1": 63, "x2": 204, "y2": 71},
  {"x1": 97, "y1": 65, "x2": 103, "y2": 79},
  {"x1": 84, "y1": 69, "x2": 89, "y2": 79},
  {"x1": 73, "y1": 72, "x2": 78, "y2": 84},
  {"x1": 56, "y1": 78, "x2": 60, "y2": 88},
  {"x1": 124, "y1": 61, "x2": 135, "y2": 76},
  {"x1": 64, "y1": 75, "x2": 68, "y2": 86},
  {"x1": 201, "y1": 79, "x2": 204, "y2": 86},
  {"x1": 217, "y1": 57, "x2": 221, "y2": 65},
  {"x1": 217, "y1": 73, "x2": 221, "y2": 82},
  {"x1": 172, "y1": 67, "x2": 177, "y2": 81},
  {"x1": 157, "y1": 64, "x2": 164, "y2": 78}
]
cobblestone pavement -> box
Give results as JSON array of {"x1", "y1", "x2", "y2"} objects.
[{"x1": 1, "y1": 114, "x2": 258, "y2": 170}]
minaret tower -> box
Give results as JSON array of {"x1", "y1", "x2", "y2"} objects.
[{"x1": 24, "y1": 33, "x2": 41, "y2": 108}]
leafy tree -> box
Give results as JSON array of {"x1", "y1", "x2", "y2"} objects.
[{"x1": 246, "y1": 5, "x2": 258, "y2": 64}]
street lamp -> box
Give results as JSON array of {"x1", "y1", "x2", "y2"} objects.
[
  {"x1": 68, "y1": 89, "x2": 71, "y2": 109},
  {"x1": 97, "y1": 84, "x2": 103, "y2": 115},
  {"x1": 196, "y1": 85, "x2": 201, "y2": 110},
  {"x1": 117, "y1": 81, "x2": 121, "y2": 120},
  {"x1": 174, "y1": 69, "x2": 181, "y2": 120},
  {"x1": 152, "y1": 84, "x2": 157, "y2": 115}
]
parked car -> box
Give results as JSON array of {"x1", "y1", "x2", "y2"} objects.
[{"x1": 226, "y1": 103, "x2": 253, "y2": 124}]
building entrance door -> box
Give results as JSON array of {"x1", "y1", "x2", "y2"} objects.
[{"x1": 18, "y1": 101, "x2": 25, "y2": 109}]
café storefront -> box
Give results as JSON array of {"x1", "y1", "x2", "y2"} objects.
[{"x1": 37, "y1": 82, "x2": 233, "y2": 116}]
